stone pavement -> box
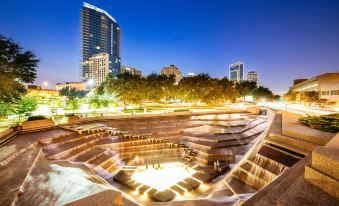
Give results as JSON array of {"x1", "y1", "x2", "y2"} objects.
[{"x1": 265, "y1": 111, "x2": 335, "y2": 155}]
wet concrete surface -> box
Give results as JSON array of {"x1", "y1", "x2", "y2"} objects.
[{"x1": 0, "y1": 128, "x2": 72, "y2": 161}]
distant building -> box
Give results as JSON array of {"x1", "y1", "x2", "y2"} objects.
[
  {"x1": 56, "y1": 82, "x2": 87, "y2": 91},
  {"x1": 290, "y1": 73, "x2": 339, "y2": 103},
  {"x1": 293, "y1": 79, "x2": 308, "y2": 86},
  {"x1": 161, "y1": 64, "x2": 183, "y2": 84},
  {"x1": 80, "y1": 3, "x2": 121, "y2": 81},
  {"x1": 229, "y1": 62, "x2": 244, "y2": 82},
  {"x1": 27, "y1": 85, "x2": 60, "y2": 96},
  {"x1": 88, "y1": 52, "x2": 110, "y2": 86},
  {"x1": 120, "y1": 66, "x2": 142, "y2": 76},
  {"x1": 187, "y1": 72, "x2": 196, "y2": 77},
  {"x1": 247, "y1": 71, "x2": 259, "y2": 85}
]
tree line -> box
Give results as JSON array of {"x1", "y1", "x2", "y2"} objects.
[
  {"x1": 0, "y1": 33, "x2": 278, "y2": 118},
  {"x1": 96, "y1": 73, "x2": 278, "y2": 109}
]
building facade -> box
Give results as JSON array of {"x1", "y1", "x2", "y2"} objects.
[
  {"x1": 120, "y1": 65, "x2": 142, "y2": 76},
  {"x1": 247, "y1": 71, "x2": 258, "y2": 85},
  {"x1": 229, "y1": 62, "x2": 244, "y2": 82},
  {"x1": 56, "y1": 82, "x2": 87, "y2": 91},
  {"x1": 27, "y1": 85, "x2": 60, "y2": 96},
  {"x1": 88, "y1": 52, "x2": 110, "y2": 86},
  {"x1": 161, "y1": 64, "x2": 183, "y2": 84},
  {"x1": 187, "y1": 72, "x2": 196, "y2": 77},
  {"x1": 290, "y1": 73, "x2": 339, "y2": 103},
  {"x1": 80, "y1": 2, "x2": 121, "y2": 81}
]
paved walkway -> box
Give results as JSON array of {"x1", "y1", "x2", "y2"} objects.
[{"x1": 279, "y1": 111, "x2": 334, "y2": 145}]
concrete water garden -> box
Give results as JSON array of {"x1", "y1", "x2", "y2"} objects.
[{"x1": 0, "y1": 106, "x2": 337, "y2": 205}]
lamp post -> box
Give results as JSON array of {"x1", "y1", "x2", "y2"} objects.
[
  {"x1": 42, "y1": 81, "x2": 48, "y2": 88},
  {"x1": 87, "y1": 79, "x2": 94, "y2": 91}
]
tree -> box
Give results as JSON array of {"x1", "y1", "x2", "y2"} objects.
[
  {"x1": 200, "y1": 78, "x2": 224, "y2": 106},
  {"x1": 301, "y1": 91, "x2": 319, "y2": 103},
  {"x1": 235, "y1": 81, "x2": 258, "y2": 100},
  {"x1": 0, "y1": 35, "x2": 39, "y2": 103},
  {"x1": 66, "y1": 98, "x2": 80, "y2": 114},
  {"x1": 14, "y1": 95, "x2": 38, "y2": 121},
  {"x1": 254, "y1": 86, "x2": 274, "y2": 101},
  {"x1": 285, "y1": 89, "x2": 298, "y2": 102},
  {"x1": 102, "y1": 73, "x2": 145, "y2": 110},
  {"x1": 143, "y1": 73, "x2": 176, "y2": 103},
  {"x1": 178, "y1": 73, "x2": 211, "y2": 105},
  {"x1": 88, "y1": 94, "x2": 115, "y2": 111},
  {"x1": 46, "y1": 96, "x2": 66, "y2": 116},
  {"x1": 218, "y1": 77, "x2": 238, "y2": 103},
  {"x1": 0, "y1": 101, "x2": 14, "y2": 117}
]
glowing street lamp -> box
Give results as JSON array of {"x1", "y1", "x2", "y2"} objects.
[{"x1": 87, "y1": 79, "x2": 94, "y2": 90}]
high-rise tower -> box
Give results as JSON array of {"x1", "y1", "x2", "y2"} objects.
[
  {"x1": 80, "y1": 2, "x2": 121, "y2": 81},
  {"x1": 229, "y1": 62, "x2": 244, "y2": 82},
  {"x1": 247, "y1": 71, "x2": 259, "y2": 85}
]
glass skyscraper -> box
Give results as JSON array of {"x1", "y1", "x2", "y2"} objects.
[
  {"x1": 80, "y1": 3, "x2": 121, "y2": 81},
  {"x1": 229, "y1": 62, "x2": 244, "y2": 82}
]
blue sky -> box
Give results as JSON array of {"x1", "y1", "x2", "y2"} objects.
[{"x1": 1, "y1": 0, "x2": 339, "y2": 92}]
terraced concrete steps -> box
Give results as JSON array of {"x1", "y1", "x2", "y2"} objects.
[
  {"x1": 310, "y1": 146, "x2": 339, "y2": 179},
  {"x1": 247, "y1": 154, "x2": 286, "y2": 176},
  {"x1": 232, "y1": 169, "x2": 269, "y2": 190},
  {"x1": 42, "y1": 132, "x2": 108, "y2": 159},
  {"x1": 38, "y1": 132, "x2": 80, "y2": 146},
  {"x1": 86, "y1": 151, "x2": 116, "y2": 165},
  {"x1": 305, "y1": 146, "x2": 339, "y2": 199},
  {"x1": 258, "y1": 145, "x2": 301, "y2": 167},
  {"x1": 267, "y1": 133, "x2": 318, "y2": 154},
  {"x1": 265, "y1": 139, "x2": 309, "y2": 156},
  {"x1": 243, "y1": 156, "x2": 311, "y2": 206},
  {"x1": 68, "y1": 148, "x2": 106, "y2": 162},
  {"x1": 226, "y1": 178, "x2": 257, "y2": 194},
  {"x1": 232, "y1": 152, "x2": 287, "y2": 191}
]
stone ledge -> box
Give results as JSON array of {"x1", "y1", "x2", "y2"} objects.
[
  {"x1": 21, "y1": 119, "x2": 54, "y2": 132},
  {"x1": 304, "y1": 165, "x2": 339, "y2": 199},
  {"x1": 269, "y1": 133, "x2": 318, "y2": 152},
  {"x1": 312, "y1": 146, "x2": 339, "y2": 179}
]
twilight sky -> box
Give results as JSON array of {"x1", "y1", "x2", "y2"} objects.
[{"x1": 1, "y1": 0, "x2": 339, "y2": 93}]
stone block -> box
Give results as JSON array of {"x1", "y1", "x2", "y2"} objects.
[
  {"x1": 151, "y1": 189, "x2": 176, "y2": 202},
  {"x1": 183, "y1": 177, "x2": 201, "y2": 188},
  {"x1": 21, "y1": 119, "x2": 54, "y2": 132},
  {"x1": 305, "y1": 165, "x2": 339, "y2": 199},
  {"x1": 312, "y1": 146, "x2": 339, "y2": 179},
  {"x1": 138, "y1": 185, "x2": 150, "y2": 194},
  {"x1": 246, "y1": 106, "x2": 261, "y2": 115},
  {"x1": 177, "y1": 181, "x2": 193, "y2": 191},
  {"x1": 170, "y1": 185, "x2": 185, "y2": 194}
]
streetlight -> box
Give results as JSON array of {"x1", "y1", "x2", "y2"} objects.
[
  {"x1": 87, "y1": 79, "x2": 94, "y2": 90},
  {"x1": 42, "y1": 81, "x2": 48, "y2": 88}
]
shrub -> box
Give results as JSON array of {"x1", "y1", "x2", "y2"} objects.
[
  {"x1": 299, "y1": 113, "x2": 339, "y2": 133},
  {"x1": 27, "y1": 115, "x2": 47, "y2": 121}
]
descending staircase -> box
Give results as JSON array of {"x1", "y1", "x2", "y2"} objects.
[
  {"x1": 38, "y1": 127, "x2": 198, "y2": 180},
  {"x1": 231, "y1": 152, "x2": 287, "y2": 190},
  {"x1": 181, "y1": 119, "x2": 268, "y2": 164},
  {"x1": 39, "y1": 131, "x2": 121, "y2": 179}
]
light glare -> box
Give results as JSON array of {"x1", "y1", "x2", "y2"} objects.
[{"x1": 131, "y1": 162, "x2": 195, "y2": 191}]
